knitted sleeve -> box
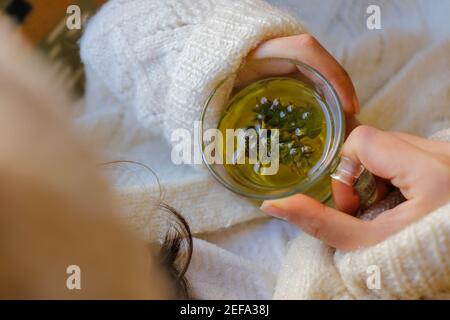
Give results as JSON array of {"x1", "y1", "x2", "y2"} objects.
[{"x1": 80, "y1": 0, "x2": 304, "y2": 145}]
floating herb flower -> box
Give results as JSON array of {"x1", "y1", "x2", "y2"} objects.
[
  {"x1": 248, "y1": 96, "x2": 322, "y2": 173},
  {"x1": 301, "y1": 145, "x2": 313, "y2": 155},
  {"x1": 302, "y1": 111, "x2": 311, "y2": 120},
  {"x1": 217, "y1": 78, "x2": 327, "y2": 186}
]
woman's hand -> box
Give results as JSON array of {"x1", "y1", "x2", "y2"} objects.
[
  {"x1": 239, "y1": 34, "x2": 360, "y2": 134},
  {"x1": 261, "y1": 125, "x2": 450, "y2": 251}
]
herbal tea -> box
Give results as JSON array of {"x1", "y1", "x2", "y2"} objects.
[{"x1": 218, "y1": 77, "x2": 328, "y2": 190}]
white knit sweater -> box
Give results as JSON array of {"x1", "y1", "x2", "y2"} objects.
[
  {"x1": 81, "y1": 0, "x2": 304, "y2": 147},
  {"x1": 80, "y1": 0, "x2": 450, "y2": 299}
]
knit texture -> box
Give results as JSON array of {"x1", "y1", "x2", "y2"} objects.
[
  {"x1": 78, "y1": 0, "x2": 450, "y2": 299},
  {"x1": 81, "y1": 0, "x2": 304, "y2": 148}
]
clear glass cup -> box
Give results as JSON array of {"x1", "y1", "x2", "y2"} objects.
[{"x1": 199, "y1": 58, "x2": 345, "y2": 201}]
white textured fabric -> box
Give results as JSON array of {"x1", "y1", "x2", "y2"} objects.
[
  {"x1": 275, "y1": 198, "x2": 450, "y2": 300},
  {"x1": 81, "y1": 0, "x2": 304, "y2": 145},
  {"x1": 80, "y1": 0, "x2": 305, "y2": 238},
  {"x1": 78, "y1": 0, "x2": 450, "y2": 299}
]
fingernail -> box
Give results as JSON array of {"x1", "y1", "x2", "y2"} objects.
[
  {"x1": 353, "y1": 93, "x2": 360, "y2": 114},
  {"x1": 260, "y1": 201, "x2": 288, "y2": 220},
  {"x1": 330, "y1": 156, "x2": 364, "y2": 186}
]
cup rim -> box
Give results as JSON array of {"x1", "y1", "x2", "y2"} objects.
[{"x1": 199, "y1": 57, "x2": 345, "y2": 200}]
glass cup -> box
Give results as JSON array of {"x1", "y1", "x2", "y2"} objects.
[{"x1": 199, "y1": 58, "x2": 345, "y2": 202}]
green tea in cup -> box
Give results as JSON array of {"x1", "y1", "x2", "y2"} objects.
[
  {"x1": 218, "y1": 77, "x2": 327, "y2": 188},
  {"x1": 200, "y1": 58, "x2": 345, "y2": 201}
]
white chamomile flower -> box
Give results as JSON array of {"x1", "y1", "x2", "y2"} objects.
[
  {"x1": 302, "y1": 111, "x2": 311, "y2": 120},
  {"x1": 287, "y1": 105, "x2": 293, "y2": 112},
  {"x1": 280, "y1": 111, "x2": 286, "y2": 118},
  {"x1": 302, "y1": 145, "x2": 313, "y2": 153},
  {"x1": 260, "y1": 97, "x2": 268, "y2": 104}
]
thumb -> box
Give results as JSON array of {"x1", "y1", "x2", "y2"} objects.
[
  {"x1": 261, "y1": 194, "x2": 374, "y2": 251},
  {"x1": 332, "y1": 125, "x2": 430, "y2": 212}
]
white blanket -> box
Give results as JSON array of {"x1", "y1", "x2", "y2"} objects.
[{"x1": 75, "y1": 0, "x2": 450, "y2": 299}]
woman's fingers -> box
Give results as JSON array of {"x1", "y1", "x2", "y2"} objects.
[
  {"x1": 261, "y1": 125, "x2": 450, "y2": 251},
  {"x1": 246, "y1": 34, "x2": 360, "y2": 115},
  {"x1": 260, "y1": 190, "x2": 428, "y2": 251},
  {"x1": 331, "y1": 178, "x2": 360, "y2": 214},
  {"x1": 260, "y1": 189, "x2": 429, "y2": 251},
  {"x1": 261, "y1": 194, "x2": 373, "y2": 251},
  {"x1": 331, "y1": 125, "x2": 442, "y2": 213},
  {"x1": 391, "y1": 131, "x2": 450, "y2": 165},
  {"x1": 332, "y1": 175, "x2": 389, "y2": 214},
  {"x1": 371, "y1": 200, "x2": 423, "y2": 237},
  {"x1": 339, "y1": 126, "x2": 430, "y2": 190}
]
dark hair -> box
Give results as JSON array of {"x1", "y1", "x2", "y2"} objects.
[
  {"x1": 157, "y1": 202, "x2": 193, "y2": 298},
  {"x1": 103, "y1": 161, "x2": 193, "y2": 299}
]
